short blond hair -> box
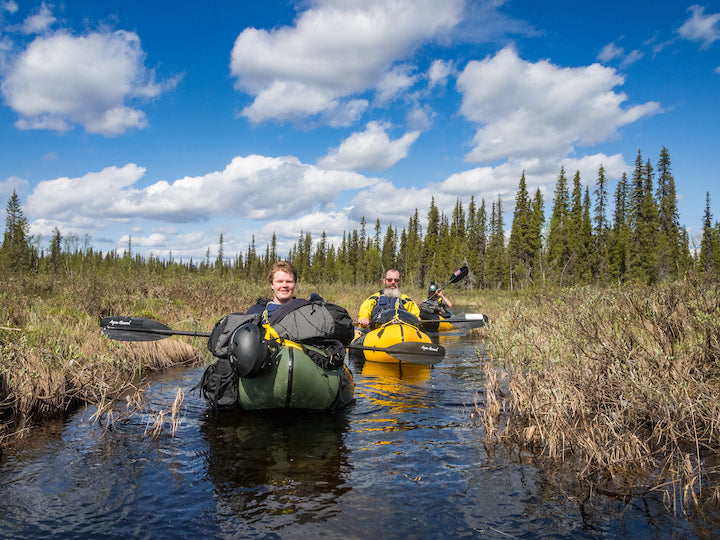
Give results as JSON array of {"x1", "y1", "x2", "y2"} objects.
[{"x1": 268, "y1": 261, "x2": 298, "y2": 283}]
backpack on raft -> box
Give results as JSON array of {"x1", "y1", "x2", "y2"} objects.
[
  {"x1": 196, "y1": 357, "x2": 239, "y2": 410},
  {"x1": 199, "y1": 313, "x2": 275, "y2": 410},
  {"x1": 268, "y1": 297, "x2": 354, "y2": 346},
  {"x1": 198, "y1": 299, "x2": 353, "y2": 409},
  {"x1": 267, "y1": 297, "x2": 354, "y2": 370},
  {"x1": 417, "y1": 301, "x2": 438, "y2": 332}
]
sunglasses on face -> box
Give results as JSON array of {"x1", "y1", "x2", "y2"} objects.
[{"x1": 384, "y1": 277, "x2": 400, "y2": 283}]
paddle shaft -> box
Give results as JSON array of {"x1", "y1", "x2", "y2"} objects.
[
  {"x1": 118, "y1": 327, "x2": 211, "y2": 338},
  {"x1": 418, "y1": 314, "x2": 487, "y2": 324},
  {"x1": 349, "y1": 343, "x2": 443, "y2": 355}
]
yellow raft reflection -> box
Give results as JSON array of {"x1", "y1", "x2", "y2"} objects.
[{"x1": 351, "y1": 356, "x2": 434, "y2": 443}]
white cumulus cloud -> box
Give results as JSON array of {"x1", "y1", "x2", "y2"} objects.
[
  {"x1": 20, "y1": 1, "x2": 55, "y2": 34},
  {"x1": 1, "y1": 29, "x2": 176, "y2": 136},
  {"x1": 318, "y1": 121, "x2": 420, "y2": 171},
  {"x1": 2, "y1": 1, "x2": 18, "y2": 14},
  {"x1": 427, "y1": 59, "x2": 455, "y2": 88},
  {"x1": 456, "y1": 46, "x2": 660, "y2": 163},
  {"x1": 0, "y1": 175, "x2": 29, "y2": 197},
  {"x1": 25, "y1": 156, "x2": 378, "y2": 234},
  {"x1": 229, "y1": 0, "x2": 463, "y2": 123},
  {"x1": 597, "y1": 42, "x2": 643, "y2": 67}
]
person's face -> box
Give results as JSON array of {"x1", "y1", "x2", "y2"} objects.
[
  {"x1": 383, "y1": 271, "x2": 401, "y2": 289},
  {"x1": 271, "y1": 270, "x2": 296, "y2": 304}
]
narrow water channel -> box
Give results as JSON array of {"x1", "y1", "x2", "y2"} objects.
[{"x1": 0, "y1": 331, "x2": 716, "y2": 538}]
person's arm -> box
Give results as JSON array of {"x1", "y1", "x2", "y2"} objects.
[
  {"x1": 357, "y1": 296, "x2": 376, "y2": 326},
  {"x1": 404, "y1": 297, "x2": 421, "y2": 318},
  {"x1": 440, "y1": 292, "x2": 453, "y2": 308}
]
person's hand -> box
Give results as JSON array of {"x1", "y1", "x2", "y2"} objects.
[{"x1": 358, "y1": 317, "x2": 370, "y2": 327}]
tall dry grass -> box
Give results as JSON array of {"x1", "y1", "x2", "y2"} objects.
[
  {"x1": 477, "y1": 275, "x2": 720, "y2": 511},
  {"x1": 0, "y1": 270, "x2": 255, "y2": 444}
]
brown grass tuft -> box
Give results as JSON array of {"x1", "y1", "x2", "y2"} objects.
[{"x1": 477, "y1": 275, "x2": 720, "y2": 511}]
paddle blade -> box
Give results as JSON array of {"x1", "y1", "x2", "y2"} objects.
[
  {"x1": 349, "y1": 341, "x2": 445, "y2": 365},
  {"x1": 448, "y1": 266, "x2": 468, "y2": 284},
  {"x1": 387, "y1": 341, "x2": 445, "y2": 364},
  {"x1": 418, "y1": 313, "x2": 489, "y2": 331},
  {"x1": 100, "y1": 316, "x2": 173, "y2": 342},
  {"x1": 446, "y1": 313, "x2": 489, "y2": 330}
]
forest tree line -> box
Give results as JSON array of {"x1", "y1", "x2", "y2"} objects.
[{"x1": 2, "y1": 147, "x2": 720, "y2": 289}]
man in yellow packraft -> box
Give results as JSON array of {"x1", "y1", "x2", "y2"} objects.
[{"x1": 357, "y1": 268, "x2": 420, "y2": 328}]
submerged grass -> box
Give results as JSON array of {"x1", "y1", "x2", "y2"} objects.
[{"x1": 477, "y1": 275, "x2": 720, "y2": 511}]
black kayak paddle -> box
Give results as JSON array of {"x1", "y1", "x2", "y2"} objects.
[
  {"x1": 100, "y1": 316, "x2": 211, "y2": 342},
  {"x1": 348, "y1": 340, "x2": 445, "y2": 365}
]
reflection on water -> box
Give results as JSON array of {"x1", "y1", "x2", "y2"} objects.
[
  {"x1": 201, "y1": 409, "x2": 352, "y2": 527},
  {"x1": 356, "y1": 359, "x2": 431, "y2": 409},
  {"x1": 350, "y1": 357, "x2": 434, "y2": 445}
]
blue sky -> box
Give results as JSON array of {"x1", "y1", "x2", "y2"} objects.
[{"x1": 1, "y1": 0, "x2": 718, "y2": 261}]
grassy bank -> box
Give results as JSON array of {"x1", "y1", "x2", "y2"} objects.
[{"x1": 478, "y1": 275, "x2": 720, "y2": 511}]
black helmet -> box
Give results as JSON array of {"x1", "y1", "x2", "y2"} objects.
[
  {"x1": 428, "y1": 282, "x2": 439, "y2": 294},
  {"x1": 229, "y1": 323, "x2": 272, "y2": 378}
]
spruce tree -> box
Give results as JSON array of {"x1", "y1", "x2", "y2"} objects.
[
  {"x1": 49, "y1": 226, "x2": 63, "y2": 273},
  {"x1": 313, "y1": 231, "x2": 328, "y2": 282},
  {"x1": 466, "y1": 196, "x2": 480, "y2": 285},
  {"x1": 449, "y1": 198, "x2": 466, "y2": 274},
  {"x1": 628, "y1": 150, "x2": 645, "y2": 231},
  {"x1": 215, "y1": 233, "x2": 224, "y2": 272},
  {"x1": 0, "y1": 190, "x2": 32, "y2": 274},
  {"x1": 437, "y1": 212, "x2": 451, "y2": 278},
  {"x1": 422, "y1": 198, "x2": 441, "y2": 284},
  {"x1": 593, "y1": 165, "x2": 610, "y2": 284},
  {"x1": 270, "y1": 233, "x2": 277, "y2": 262},
  {"x1": 633, "y1": 159, "x2": 660, "y2": 283},
  {"x1": 476, "y1": 199, "x2": 488, "y2": 288},
  {"x1": 609, "y1": 172, "x2": 630, "y2": 281},
  {"x1": 655, "y1": 147, "x2": 681, "y2": 279},
  {"x1": 628, "y1": 151, "x2": 660, "y2": 283},
  {"x1": 699, "y1": 192, "x2": 715, "y2": 273},
  {"x1": 530, "y1": 188, "x2": 545, "y2": 286},
  {"x1": 381, "y1": 225, "x2": 396, "y2": 272},
  {"x1": 568, "y1": 171, "x2": 584, "y2": 283},
  {"x1": 581, "y1": 186, "x2": 593, "y2": 282},
  {"x1": 507, "y1": 171, "x2": 532, "y2": 287},
  {"x1": 486, "y1": 196, "x2": 507, "y2": 288},
  {"x1": 364, "y1": 242, "x2": 382, "y2": 284},
  {"x1": 247, "y1": 235, "x2": 258, "y2": 278},
  {"x1": 546, "y1": 167, "x2": 571, "y2": 285},
  {"x1": 325, "y1": 242, "x2": 337, "y2": 281},
  {"x1": 396, "y1": 210, "x2": 419, "y2": 285}
]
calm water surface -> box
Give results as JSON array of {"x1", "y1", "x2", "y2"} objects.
[{"x1": 0, "y1": 331, "x2": 717, "y2": 538}]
